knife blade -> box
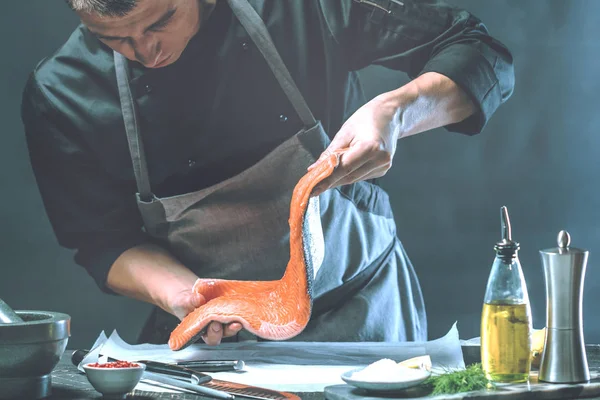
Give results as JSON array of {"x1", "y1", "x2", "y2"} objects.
[{"x1": 203, "y1": 379, "x2": 301, "y2": 400}]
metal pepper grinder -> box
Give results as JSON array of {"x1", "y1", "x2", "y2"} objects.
[{"x1": 538, "y1": 230, "x2": 590, "y2": 383}]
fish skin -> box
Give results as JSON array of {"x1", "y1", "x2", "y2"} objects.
[{"x1": 168, "y1": 152, "x2": 340, "y2": 351}]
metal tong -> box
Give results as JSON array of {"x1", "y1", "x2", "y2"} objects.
[
  {"x1": 72, "y1": 349, "x2": 244, "y2": 373},
  {"x1": 175, "y1": 359, "x2": 246, "y2": 372}
]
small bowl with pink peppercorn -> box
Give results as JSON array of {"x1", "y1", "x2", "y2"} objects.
[{"x1": 83, "y1": 360, "x2": 146, "y2": 398}]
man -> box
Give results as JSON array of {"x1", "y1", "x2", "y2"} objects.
[{"x1": 22, "y1": 0, "x2": 514, "y2": 346}]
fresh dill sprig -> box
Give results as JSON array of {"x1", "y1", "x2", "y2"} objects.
[{"x1": 422, "y1": 363, "x2": 494, "y2": 395}]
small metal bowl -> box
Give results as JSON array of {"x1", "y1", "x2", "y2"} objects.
[{"x1": 83, "y1": 362, "x2": 146, "y2": 399}]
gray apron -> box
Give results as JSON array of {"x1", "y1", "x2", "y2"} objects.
[{"x1": 113, "y1": 0, "x2": 427, "y2": 344}]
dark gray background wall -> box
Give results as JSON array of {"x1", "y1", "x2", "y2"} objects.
[{"x1": 2, "y1": 1, "x2": 599, "y2": 350}]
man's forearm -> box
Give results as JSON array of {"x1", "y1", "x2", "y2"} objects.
[
  {"x1": 107, "y1": 243, "x2": 199, "y2": 315},
  {"x1": 383, "y1": 71, "x2": 477, "y2": 139}
]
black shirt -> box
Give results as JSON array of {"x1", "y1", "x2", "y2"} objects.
[{"x1": 21, "y1": 0, "x2": 514, "y2": 292}]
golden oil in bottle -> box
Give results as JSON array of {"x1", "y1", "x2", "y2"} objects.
[
  {"x1": 481, "y1": 302, "x2": 532, "y2": 383},
  {"x1": 481, "y1": 207, "x2": 533, "y2": 383}
]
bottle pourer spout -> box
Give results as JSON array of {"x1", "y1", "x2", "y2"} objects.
[
  {"x1": 501, "y1": 206, "x2": 511, "y2": 242},
  {"x1": 495, "y1": 206, "x2": 518, "y2": 256}
]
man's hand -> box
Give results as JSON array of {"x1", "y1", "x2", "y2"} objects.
[
  {"x1": 166, "y1": 288, "x2": 242, "y2": 346},
  {"x1": 107, "y1": 244, "x2": 243, "y2": 347},
  {"x1": 308, "y1": 72, "x2": 476, "y2": 197},
  {"x1": 308, "y1": 92, "x2": 401, "y2": 197}
]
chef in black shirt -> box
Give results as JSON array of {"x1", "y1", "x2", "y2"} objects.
[{"x1": 21, "y1": 0, "x2": 514, "y2": 346}]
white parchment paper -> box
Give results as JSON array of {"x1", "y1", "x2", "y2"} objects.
[{"x1": 78, "y1": 322, "x2": 465, "y2": 392}]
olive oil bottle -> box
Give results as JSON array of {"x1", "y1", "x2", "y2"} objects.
[{"x1": 481, "y1": 206, "x2": 532, "y2": 383}]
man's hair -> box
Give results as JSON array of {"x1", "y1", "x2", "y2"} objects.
[{"x1": 65, "y1": 0, "x2": 138, "y2": 17}]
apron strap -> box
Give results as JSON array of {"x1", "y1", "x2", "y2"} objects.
[
  {"x1": 114, "y1": 51, "x2": 153, "y2": 202},
  {"x1": 227, "y1": 0, "x2": 317, "y2": 128},
  {"x1": 113, "y1": 0, "x2": 317, "y2": 199}
]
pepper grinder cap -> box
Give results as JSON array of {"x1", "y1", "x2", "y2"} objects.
[
  {"x1": 494, "y1": 206, "x2": 519, "y2": 257},
  {"x1": 540, "y1": 230, "x2": 587, "y2": 255}
]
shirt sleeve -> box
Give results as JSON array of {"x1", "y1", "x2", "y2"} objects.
[
  {"x1": 318, "y1": 0, "x2": 515, "y2": 135},
  {"x1": 21, "y1": 73, "x2": 151, "y2": 294}
]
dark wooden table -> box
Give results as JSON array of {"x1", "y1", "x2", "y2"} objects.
[{"x1": 46, "y1": 345, "x2": 600, "y2": 400}]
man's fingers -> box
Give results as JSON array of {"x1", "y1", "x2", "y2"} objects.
[
  {"x1": 201, "y1": 322, "x2": 243, "y2": 345},
  {"x1": 191, "y1": 292, "x2": 207, "y2": 308},
  {"x1": 307, "y1": 135, "x2": 352, "y2": 171},
  {"x1": 307, "y1": 150, "x2": 334, "y2": 171},
  {"x1": 223, "y1": 322, "x2": 243, "y2": 337},
  {"x1": 311, "y1": 144, "x2": 374, "y2": 195},
  {"x1": 327, "y1": 159, "x2": 382, "y2": 189},
  {"x1": 201, "y1": 321, "x2": 224, "y2": 346},
  {"x1": 311, "y1": 159, "x2": 390, "y2": 197},
  {"x1": 324, "y1": 146, "x2": 366, "y2": 183},
  {"x1": 333, "y1": 165, "x2": 389, "y2": 188}
]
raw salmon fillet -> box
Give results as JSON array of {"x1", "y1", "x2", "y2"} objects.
[{"x1": 168, "y1": 151, "x2": 341, "y2": 350}]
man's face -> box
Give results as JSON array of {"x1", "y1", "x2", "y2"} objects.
[{"x1": 79, "y1": 0, "x2": 214, "y2": 69}]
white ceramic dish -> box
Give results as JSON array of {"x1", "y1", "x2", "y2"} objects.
[
  {"x1": 341, "y1": 366, "x2": 431, "y2": 392},
  {"x1": 82, "y1": 362, "x2": 146, "y2": 399}
]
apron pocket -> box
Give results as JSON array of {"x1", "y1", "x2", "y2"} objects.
[
  {"x1": 337, "y1": 180, "x2": 394, "y2": 219},
  {"x1": 312, "y1": 238, "x2": 395, "y2": 317}
]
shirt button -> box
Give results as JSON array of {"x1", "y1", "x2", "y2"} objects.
[
  {"x1": 188, "y1": 159, "x2": 196, "y2": 168},
  {"x1": 144, "y1": 84, "x2": 152, "y2": 94},
  {"x1": 241, "y1": 42, "x2": 249, "y2": 51},
  {"x1": 279, "y1": 114, "x2": 288, "y2": 123}
]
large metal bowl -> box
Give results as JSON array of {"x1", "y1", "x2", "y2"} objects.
[{"x1": 0, "y1": 311, "x2": 71, "y2": 399}]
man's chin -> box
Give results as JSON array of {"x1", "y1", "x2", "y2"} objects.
[{"x1": 147, "y1": 53, "x2": 175, "y2": 69}]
